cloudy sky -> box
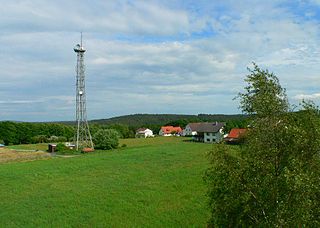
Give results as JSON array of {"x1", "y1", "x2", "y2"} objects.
[{"x1": 1, "y1": 0, "x2": 320, "y2": 121}]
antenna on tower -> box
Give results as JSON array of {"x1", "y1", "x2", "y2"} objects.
[{"x1": 80, "y1": 31, "x2": 83, "y2": 47}]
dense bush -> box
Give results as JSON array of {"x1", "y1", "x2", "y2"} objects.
[
  {"x1": 54, "y1": 143, "x2": 74, "y2": 155},
  {"x1": 93, "y1": 129, "x2": 119, "y2": 150}
]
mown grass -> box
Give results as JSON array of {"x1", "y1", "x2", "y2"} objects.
[
  {"x1": 0, "y1": 137, "x2": 225, "y2": 227},
  {"x1": 118, "y1": 136, "x2": 192, "y2": 148}
]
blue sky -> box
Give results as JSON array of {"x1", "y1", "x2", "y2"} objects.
[{"x1": 1, "y1": 0, "x2": 320, "y2": 121}]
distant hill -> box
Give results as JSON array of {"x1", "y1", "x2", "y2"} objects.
[{"x1": 90, "y1": 113, "x2": 247, "y2": 127}]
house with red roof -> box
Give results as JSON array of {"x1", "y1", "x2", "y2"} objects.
[
  {"x1": 159, "y1": 126, "x2": 182, "y2": 136},
  {"x1": 224, "y1": 128, "x2": 247, "y2": 144}
]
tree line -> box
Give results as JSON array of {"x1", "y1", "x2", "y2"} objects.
[
  {"x1": 0, "y1": 122, "x2": 136, "y2": 145},
  {"x1": 0, "y1": 115, "x2": 248, "y2": 145}
]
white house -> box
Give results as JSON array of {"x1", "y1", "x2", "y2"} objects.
[
  {"x1": 135, "y1": 128, "x2": 154, "y2": 138},
  {"x1": 184, "y1": 122, "x2": 225, "y2": 143}
]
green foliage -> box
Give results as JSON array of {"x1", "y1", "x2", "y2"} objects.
[
  {"x1": 165, "y1": 119, "x2": 190, "y2": 128},
  {"x1": 91, "y1": 113, "x2": 246, "y2": 128},
  {"x1": 55, "y1": 143, "x2": 67, "y2": 152},
  {"x1": 0, "y1": 122, "x2": 74, "y2": 145},
  {"x1": 93, "y1": 129, "x2": 119, "y2": 150},
  {"x1": 224, "y1": 118, "x2": 249, "y2": 133},
  {"x1": 205, "y1": 64, "x2": 320, "y2": 226},
  {"x1": 0, "y1": 121, "x2": 18, "y2": 145},
  {"x1": 0, "y1": 114, "x2": 248, "y2": 145},
  {"x1": 105, "y1": 124, "x2": 134, "y2": 138},
  {"x1": 204, "y1": 145, "x2": 247, "y2": 226},
  {"x1": 32, "y1": 135, "x2": 48, "y2": 143},
  {"x1": 54, "y1": 143, "x2": 75, "y2": 155},
  {"x1": 90, "y1": 123, "x2": 135, "y2": 139},
  {"x1": 237, "y1": 62, "x2": 289, "y2": 117}
]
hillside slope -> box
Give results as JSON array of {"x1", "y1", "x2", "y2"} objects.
[{"x1": 90, "y1": 113, "x2": 246, "y2": 127}]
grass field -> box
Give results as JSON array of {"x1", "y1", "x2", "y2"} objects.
[{"x1": 0, "y1": 137, "x2": 215, "y2": 227}]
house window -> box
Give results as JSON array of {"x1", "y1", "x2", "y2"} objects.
[{"x1": 206, "y1": 138, "x2": 211, "y2": 142}]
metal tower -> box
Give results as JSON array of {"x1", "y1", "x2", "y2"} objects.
[{"x1": 73, "y1": 34, "x2": 94, "y2": 151}]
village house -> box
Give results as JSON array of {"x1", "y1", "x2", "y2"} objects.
[
  {"x1": 183, "y1": 123, "x2": 202, "y2": 136},
  {"x1": 184, "y1": 122, "x2": 225, "y2": 143},
  {"x1": 135, "y1": 128, "x2": 154, "y2": 138},
  {"x1": 159, "y1": 126, "x2": 182, "y2": 136},
  {"x1": 224, "y1": 128, "x2": 247, "y2": 144}
]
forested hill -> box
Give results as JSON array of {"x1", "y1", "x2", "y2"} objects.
[
  {"x1": 90, "y1": 113, "x2": 246, "y2": 127},
  {"x1": 0, "y1": 114, "x2": 247, "y2": 145}
]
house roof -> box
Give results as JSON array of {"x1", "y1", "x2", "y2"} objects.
[
  {"x1": 161, "y1": 126, "x2": 182, "y2": 134},
  {"x1": 187, "y1": 122, "x2": 225, "y2": 133},
  {"x1": 136, "y1": 128, "x2": 147, "y2": 133},
  {"x1": 136, "y1": 128, "x2": 152, "y2": 134},
  {"x1": 227, "y1": 128, "x2": 247, "y2": 139},
  {"x1": 187, "y1": 123, "x2": 203, "y2": 131}
]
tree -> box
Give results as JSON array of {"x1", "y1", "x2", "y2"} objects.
[
  {"x1": 105, "y1": 124, "x2": 134, "y2": 138},
  {"x1": 165, "y1": 119, "x2": 189, "y2": 128},
  {"x1": 93, "y1": 129, "x2": 119, "y2": 150},
  {"x1": 32, "y1": 135, "x2": 48, "y2": 143},
  {"x1": 204, "y1": 64, "x2": 320, "y2": 226},
  {"x1": 224, "y1": 118, "x2": 248, "y2": 133},
  {"x1": 237, "y1": 62, "x2": 289, "y2": 117},
  {"x1": 55, "y1": 143, "x2": 73, "y2": 155},
  {"x1": 0, "y1": 121, "x2": 18, "y2": 145}
]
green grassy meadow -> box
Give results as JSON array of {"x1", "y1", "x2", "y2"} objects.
[{"x1": 0, "y1": 137, "x2": 217, "y2": 227}]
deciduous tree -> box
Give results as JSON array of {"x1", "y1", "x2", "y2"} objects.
[
  {"x1": 93, "y1": 129, "x2": 119, "y2": 150},
  {"x1": 204, "y1": 64, "x2": 320, "y2": 226}
]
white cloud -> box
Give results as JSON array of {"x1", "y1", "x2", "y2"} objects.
[
  {"x1": 1, "y1": 1, "x2": 320, "y2": 121},
  {"x1": 0, "y1": 1, "x2": 192, "y2": 36},
  {"x1": 293, "y1": 93, "x2": 320, "y2": 100}
]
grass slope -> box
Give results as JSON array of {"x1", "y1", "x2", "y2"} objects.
[{"x1": 0, "y1": 137, "x2": 212, "y2": 227}]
